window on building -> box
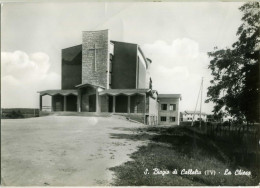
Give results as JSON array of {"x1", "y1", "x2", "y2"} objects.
[
  {"x1": 109, "y1": 73, "x2": 112, "y2": 85},
  {"x1": 170, "y1": 117, "x2": 176, "y2": 122},
  {"x1": 160, "y1": 116, "x2": 167, "y2": 122},
  {"x1": 169, "y1": 104, "x2": 176, "y2": 111},
  {"x1": 109, "y1": 61, "x2": 112, "y2": 72},
  {"x1": 161, "y1": 104, "x2": 167, "y2": 110}
]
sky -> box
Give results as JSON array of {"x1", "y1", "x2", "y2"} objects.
[{"x1": 1, "y1": 2, "x2": 244, "y2": 113}]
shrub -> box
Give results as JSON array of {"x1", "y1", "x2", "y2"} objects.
[{"x1": 5, "y1": 110, "x2": 24, "y2": 119}]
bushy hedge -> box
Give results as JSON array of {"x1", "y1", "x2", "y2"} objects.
[{"x1": 5, "y1": 110, "x2": 24, "y2": 119}]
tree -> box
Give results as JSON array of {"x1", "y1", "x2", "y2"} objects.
[{"x1": 206, "y1": 2, "x2": 260, "y2": 124}]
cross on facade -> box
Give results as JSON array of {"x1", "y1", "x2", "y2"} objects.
[{"x1": 88, "y1": 44, "x2": 103, "y2": 71}]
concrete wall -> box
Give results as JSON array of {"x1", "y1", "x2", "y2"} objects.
[
  {"x1": 62, "y1": 45, "x2": 82, "y2": 89},
  {"x1": 158, "y1": 98, "x2": 180, "y2": 126},
  {"x1": 111, "y1": 41, "x2": 137, "y2": 89},
  {"x1": 137, "y1": 50, "x2": 147, "y2": 89},
  {"x1": 147, "y1": 96, "x2": 159, "y2": 125},
  {"x1": 82, "y1": 30, "x2": 109, "y2": 88},
  {"x1": 130, "y1": 94, "x2": 145, "y2": 113}
]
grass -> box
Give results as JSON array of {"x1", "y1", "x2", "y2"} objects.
[{"x1": 109, "y1": 126, "x2": 259, "y2": 186}]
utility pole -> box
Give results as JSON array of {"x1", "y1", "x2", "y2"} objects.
[
  {"x1": 191, "y1": 77, "x2": 203, "y2": 127},
  {"x1": 199, "y1": 77, "x2": 204, "y2": 128}
]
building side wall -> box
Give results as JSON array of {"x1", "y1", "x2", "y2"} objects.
[
  {"x1": 148, "y1": 97, "x2": 158, "y2": 116},
  {"x1": 148, "y1": 96, "x2": 159, "y2": 125},
  {"x1": 130, "y1": 95, "x2": 145, "y2": 113},
  {"x1": 82, "y1": 30, "x2": 109, "y2": 88},
  {"x1": 62, "y1": 45, "x2": 82, "y2": 89},
  {"x1": 137, "y1": 50, "x2": 147, "y2": 89},
  {"x1": 158, "y1": 98, "x2": 180, "y2": 125},
  {"x1": 111, "y1": 41, "x2": 137, "y2": 89}
]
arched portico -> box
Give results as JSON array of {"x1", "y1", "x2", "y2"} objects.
[{"x1": 38, "y1": 90, "x2": 78, "y2": 112}]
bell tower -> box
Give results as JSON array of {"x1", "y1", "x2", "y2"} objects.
[{"x1": 82, "y1": 30, "x2": 109, "y2": 88}]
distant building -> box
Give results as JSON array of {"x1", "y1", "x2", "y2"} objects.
[
  {"x1": 38, "y1": 30, "x2": 181, "y2": 125},
  {"x1": 221, "y1": 115, "x2": 234, "y2": 122},
  {"x1": 158, "y1": 94, "x2": 181, "y2": 126},
  {"x1": 206, "y1": 114, "x2": 215, "y2": 122},
  {"x1": 180, "y1": 110, "x2": 207, "y2": 122}
]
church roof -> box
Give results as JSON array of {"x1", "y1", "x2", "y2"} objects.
[
  {"x1": 184, "y1": 111, "x2": 207, "y2": 115},
  {"x1": 99, "y1": 89, "x2": 149, "y2": 96},
  {"x1": 38, "y1": 89, "x2": 78, "y2": 96},
  {"x1": 158, "y1": 94, "x2": 182, "y2": 99},
  {"x1": 75, "y1": 82, "x2": 105, "y2": 89}
]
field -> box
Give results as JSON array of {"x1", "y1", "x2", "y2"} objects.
[
  {"x1": 1, "y1": 116, "x2": 259, "y2": 186},
  {"x1": 110, "y1": 126, "x2": 259, "y2": 186},
  {"x1": 1, "y1": 115, "x2": 147, "y2": 186}
]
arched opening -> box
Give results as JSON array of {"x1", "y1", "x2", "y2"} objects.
[
  {"x1": 80, "y1": 86, "x2": 96, "y2": 112},
  {"x1": 115, "y1": 94, "x2": 128, "y2": 113},
  {"x1": 53, "y1": 94, "x2": 64, "y2": 111},
  {"x1": 42, "y1": 95, "x2": 52, "y2": 112},
  {"x1": 66, "y1": 94, "x2": 77, "y2": 111},
  {"x1": 108, "y1": 95, "x2": 113, "y2": 113}
]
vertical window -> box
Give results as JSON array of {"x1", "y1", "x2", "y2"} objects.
[
  {"x1": 169, "y1": 104, "x2": 176, "y2": 111},
  {"x1": 170, "y1": 117, "x2": 176, "y2": 122},
  {"x1": 161, "y1": 104, "x2": 167, "y2": 110},
  {"x1": 109, "y1": 61, "x2": 112, "y2": 72},
  {"x1": 109, "y1": 73, "x2": 112, "y2": 85},
  {"x1": 160, "y1": 116, "x2": 167, "y2": 122}
]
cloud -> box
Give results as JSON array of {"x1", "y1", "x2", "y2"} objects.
[
  {"x1": 1, "y1": 51, "x2": 60, "y2": 108},
  {"x1": 142, "y1": 38, "x2": 214, "y2": 113}
]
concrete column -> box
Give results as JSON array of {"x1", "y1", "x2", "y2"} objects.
[
  {"x1": 39, "y1": 95, "x2": 42, "y2": 111},
  {"x1": 96, "y1": 89, "x2": 100, "y2": 113},
  {"x1": 51, "y1": 95, "x2": 54, "y2": 112},
  {"x1": 113, "y1": 95, "x2": 116, "y2": 113},
  {"x1": 144, "y1": 94, "x2": 146, "y2": 124},
  {"x1": 144, "y1": 94, "x2": 146, "y2": 114},
  {"x1": 127, "y1": 96, "x2": 131, "y2": 114},
  {"x1": 77, "y1": 89, "x2": 81, "y2": 112},
  {"x1": 64, "y1": 95, "x2": 67, "y2": 111}
]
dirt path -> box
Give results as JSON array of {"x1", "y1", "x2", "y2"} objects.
[{"x1": 1, "y1": 116, "x2": 148, "y2": 186}]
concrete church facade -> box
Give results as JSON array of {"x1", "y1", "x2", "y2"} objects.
[{"x1": 39, "y1": 30, "x2": 181, "y2": 125}]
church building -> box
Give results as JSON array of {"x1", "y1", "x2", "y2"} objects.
[{"x1": 39, "y1": 30, "x2": 181, "y2": 125}]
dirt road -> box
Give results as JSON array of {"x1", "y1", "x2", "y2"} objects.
[{"x1": 1, "y1": 115, "x2": 147, "y2": 186}]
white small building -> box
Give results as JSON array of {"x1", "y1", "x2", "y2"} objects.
[
  {"x1": 181, "y1": 110, "x2": 207, "y2": 122},
  {"x1": 158, "y1": 94, "x2": 182, "y2": 126}
]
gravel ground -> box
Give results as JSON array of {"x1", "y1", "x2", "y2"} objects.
[{"x1": 1, "y1": 115, "x2": 148, "y2": 186}]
